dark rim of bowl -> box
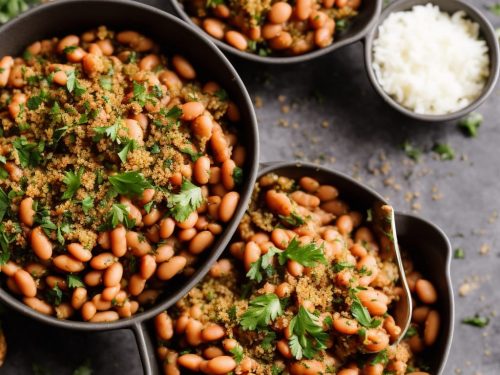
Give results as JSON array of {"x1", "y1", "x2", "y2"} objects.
[
  {"x1": 364, "y1": 0, "x2": 500, "y2": 122},
  {"x1": 168, "y1": 0, "x2": 383, "y2": 64},
  {"x1": 0, "y1": 0, "x2": 260, "y2": 331}
]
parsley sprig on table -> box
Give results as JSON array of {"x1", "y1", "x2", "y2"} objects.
[
  {"x1": 288, "y1": 306, "x2": 329, "y2": 360},
  {"x1": 240, "y1": 293, "x2": 283, "y2": 330},
  {"x1": 167, "y1": 179, "x2": 203, "y2": 222}
]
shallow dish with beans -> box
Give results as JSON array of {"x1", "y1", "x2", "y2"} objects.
[
  {"x1": 0, "y1": 24, "x2": 251, "y2": 323},
  {"x1": 169, "y1": 0, "x2": 382, "y2": 63},
  {"x1": 152, "y1": 168, "x2": 445, "y2": 375}
]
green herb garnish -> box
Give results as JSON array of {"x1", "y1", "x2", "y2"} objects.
[
  {"x1": 458, "y1": 112, "x2": 482, "y2": 137},
  {"x1": 168, "y1": 179, "x2": 203, "y2": 222},
  {"x1": 433, "y1": 143, "x2": 455, "y2": 160},
  {"x1": 108, "y1": 171, "x2": 152, "y2": 197},
  {"x1": 462, "y1": 315, "x2": 489, "y2": 328},
  {"x1": 240, "y1": 293, "x2": 283, "y2": 330},
  {"x1": 288, "y1": 306, "x2": 328, "y2": 360}
]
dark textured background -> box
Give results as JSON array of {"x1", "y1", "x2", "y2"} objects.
[{"x1": 1, "y1": 0, "x2": 500, "y2": 374}]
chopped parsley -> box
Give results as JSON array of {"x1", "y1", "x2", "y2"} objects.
[
  {"x1": 99, "y1": 203, "x2": 135, "y2": 230},
  {"x1": 56, "y1": 223, "x2": 71, "y2": 245},
  {"x1": 181, "y1": 147, "x2": 203, "y2": 162},
  {"x1": 246, "y1": 247, "x2": 280, "y2": 282},
  {"x1": 47, "y1": 283, "x2": 63, "y2": 306},
  {"x1": 13, "y1": 136, "x2": 44, "y2": 168},
  {"x1": 488, "y1": 3, "x2": 500, "y2": 16},
  {"x1": 0, "y1": 187, "x2": 8, "y2": 222},
  {"x1": 108, "y1": 171, "x2": 152, "y2": 197},
  {"x1": 0, "y1": 227, "x2": 12, "y2": 265},
  {"x1": 332, "y1": 261, "x2": 355, "y2": 273},
  {"x1": 404, "y1": 325, "x2": 418, "y2": 338},
  {"x1": 62, "y1": 168, "x2": 84, "y2": 200},
  {"x1": 240, "y1": 293, "x2": 283, "y2": 330},
  {"x1": 99, "y1": 75, "x2": 113, "y2": 91},
  {"x1": 278, "y1": 237, "x2": 327, "y2": 267},
  {"x1": 462, "y1": 315, "x2": 489, "y2": 328},
  {"x1": 168, "y1": 179, "x2": 203, "y2": 222},
  {"x1": 94, "y1": 119, "x2": 121, "y2": 143},
  {"x1": 80, "y1": 196, "x2": 94, "y2": 214},
  {"x1": 402, "y1": 141, "x2": 422, "y2": 161},
  {"x1": 150, "y1": 143, "x2": 161, "y2": 154},
  {"x1": 229, "y1": 344, "x2": 244, "y2": 364},
  {"x1": 27, "y1": 90, "x2": 48, "y2": 110},
  {"x1": 117, "y1": 139, "x2": 137, "y2": 163},
  {"x1": 288, "y1": 306, "x2": 328, "y2": 360},
  {"x1": 67, "y1": 274, "x2": 85, "y2": 288},
  {"x1": 232, "y1": 166, "x2": 243, "y2": 186},
  {"x1": 371, "y1": 349, "x2": 388, "y2": 365},
  {"x1": 278, "y1": 211, "x2": 306, "y2": 227},
  {"x1": 433, "y1": 143, "x2": 455, "y2": 160},
  {"x1": 0, "y1": 0, "x2": 31, "y2": 24},
  {"x1": 458, "y1": 112, "x2": 482, "y2": 137},
  {"x1": 214, "y1": 88, "x2": 228, "y2": 101},
  {"x1": 350, "y1": 294, "x2": 382, "y2": 328},
  {"x1": 261, "y1": 330, "x2": 277, "y2": 350},
  {"x1": 454, "y1": 248, "x2": 465, "y2": 259}
]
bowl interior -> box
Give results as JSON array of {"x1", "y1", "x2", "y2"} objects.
[
  {"x1": 0, "y1": 0, "x2": 259, "y2": 330},
  {"x1": 258, "y1": 161, "x2": 385, "y2": 207},
  {"x1": 365, "y1": 0, "x2": 500, "y2": 122},
  {"x1": 170, "y1": 0, "x2": 382, "y2": 64},
  {"x1": 395, "y1": 213, "x2": 454, "y2": 375}
]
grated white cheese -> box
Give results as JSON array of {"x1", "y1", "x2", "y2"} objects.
[{"x1": 372, "y1": 4, "x2": 490, "y2": 115}]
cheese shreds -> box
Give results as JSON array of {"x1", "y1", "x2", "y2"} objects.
[{"x1": 372, "y1": 4, "x2": 490, "y2": 115}]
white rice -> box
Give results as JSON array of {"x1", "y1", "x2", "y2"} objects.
[{"x1": 372, "y1": 4, "x2": 490, "y2": 115}]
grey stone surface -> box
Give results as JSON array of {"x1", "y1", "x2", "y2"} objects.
[{"x1": 1, "y1": 0, "x2": 500, "y2": 374}]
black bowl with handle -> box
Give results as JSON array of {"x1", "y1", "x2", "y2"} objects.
[{"x1": 0, "y1": 1, "x2": 259, "y2": 374}]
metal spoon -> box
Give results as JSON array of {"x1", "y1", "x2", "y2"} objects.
[{"x1": 371, "y1": 201, "x2": 412, "y2": 346}]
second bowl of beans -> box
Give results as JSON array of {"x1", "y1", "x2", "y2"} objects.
[{"x1": 168, "y1": 0, "x2": 383, "y2": 63}]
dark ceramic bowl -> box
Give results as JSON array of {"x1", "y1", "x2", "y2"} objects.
[
  {"x1": 167, "y1": 0, "x2": 382, "y2": 64},
  {"x1": 365, "y1": 0, "x2": 500, "y2": 122},
  {"x1": 0, "y1": 1, "x2": 259, "y2": 374},
  {"x1": 249, "y1": 162, "x2": 453, "y2": 374}
]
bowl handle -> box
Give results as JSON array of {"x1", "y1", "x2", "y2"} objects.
[{"x1": 132, "y1": 321, "x2": 160, "y2": 375}]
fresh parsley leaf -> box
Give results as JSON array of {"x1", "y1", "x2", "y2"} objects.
[
  {"x1": 66, "y1": 69, "x2": 76, "y2": 93},
  {"x1": 94, "y1": 119, "x2": 121, "y2": 143},
  {"x1": 232, "y1": 166, "x2": 243, "y2": 186},
  {"x1": 404, "y1": 325, "x2": 418, "y2": 338},
  {"x1": 332, "y1": 261, "x2": 355, "y2": 273},
  {"x1": 181, "y1": 147, "x2": 203, "y2": 162},
  {"x1": 99, "y1": 76, "x2": 113, "y2": 91},
  {"x1": 402, "y1": 141, "x2": 422, "y2": 161},
  {"x1": 67, "y1": 274, "x2": 85, "y2": 288},
  {"x1": 261, "y1": 330, "x2": 277, "y2": 350},
  {"x1": 214, "y1": 88, "x2": 228, "y2": 101},
  {"x1": 73, "y1": 359, "x2": 93, "y2": 375},
  {"x1": 289, "y1": 306, "x2": 328, "y2": 360},
  {"x1": 454, "y1": 248, "x2": 465, "y2": 259},
  {"x1": 108, "y1": 171, "x2": 152, "y2": 197},
  {"x1": 278, "y1": 238, "x2": 327, "y2": 268},
  {"x1": 489, "y1": 3, "x2": 500, "y2": 16},
  {"x1": 62, "y1": 168, "x2": 84, "y2": 200},
  {"x1": 118, "y1": 139, "x2": 137, "y2": 163},
  {"x1": 150, "y1": 143, "x2": 160, "y2": 154},
  {"x1": 240, "y1": 293, "x2": 283, "y2": 330},
  {"x1": 27, "y1": 91, "x2": 47, "y2": 110},
  {"x1": 271, "y1": 364, "x2": 284, "y2": 375},
  {"x1": 47, "y1": 284, "x2": 63, "y2": 306},
  {"x1": 371, "y1": 349, "x2": 388, "y2": 365},
  {"x1": 168, "y1": 179, "x2": 203, "y2": 222},
  {"x1": 336, "y1": 18, "x2": 349, "y2": 31},
  {"x1": 56, "y1": 223, "x2": 71, "y2": 245},
  {"x1": 458, "y1": 112, "x2": 482, "y2": 137},
  {"x1": 143, "y1": 201, "x2": 154, "y2": 214},
  {"x1": 350, "y1": 294, "x2": 382, "y2": 328},
  {"x1": 99, "y1": 203, "x2": 135, "y2": 230},
  {"x1": 63, "y1": 45, "x2": 78, "y2": 54},
  {"x1": 0, "y1": 0, "x2": 30, "y2": 24},
  {"x1": 229, "y1": 345, "x2": 244, "y2": 364},
  {"x1": 246, "y1": 247, "x2": 280, "y2": 282},
  {"x1": 433, "y1": 143, "x2": 455, "y2": 160},
  {"x1": 13, "y1": 136, "x2": 44, "y2": 168},
  {"x1": 206, "y1": 0, "x2": 224, "y2": 7},
  {"x1": 279, "y1": 211, "x2": 305, "y2": 227},
  {"x1": 80, "y1": 196, "x2": 94, "y2": 214},
  {"x1": 462, "y1": 315, "x2": 489, "y2": 328},
  {"x1": 0, "y1": 187, "x2": 8, "y2": 222}
]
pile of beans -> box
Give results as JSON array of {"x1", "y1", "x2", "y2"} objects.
[
  {"x1": 0, "y1": 27, "x2": 246, "y2": 322},
  {"x1": 153, "y1": 173, "x2": 439, "y2": 375},
  {"x1": 182, "y1": 0, "x2": 361, "y2": 56}
]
